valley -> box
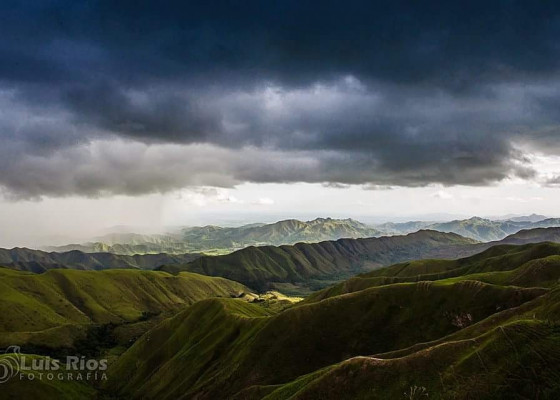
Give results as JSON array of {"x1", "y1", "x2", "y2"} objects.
[{"x1": 2, "y1": 226, "x2": 560, "y2": 398}]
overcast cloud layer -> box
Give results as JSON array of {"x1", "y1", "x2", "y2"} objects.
[{"x1": 2, "y1": 0, "x2": 560, "y2": 198}]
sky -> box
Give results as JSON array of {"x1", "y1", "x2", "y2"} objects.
[{"x1": 1, "y1": 1, "x2": 560, "y2": 247}]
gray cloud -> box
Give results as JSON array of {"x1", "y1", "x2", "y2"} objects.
[
  {"x1": 2, "y1": 76, "x2": 560, "y2": 198},
  {"x1": 545, "y1": 176, "x2": 560, "y2": 187},
  {"x1": 1, "y1": 1, "x2": 560, "y2": 198}
]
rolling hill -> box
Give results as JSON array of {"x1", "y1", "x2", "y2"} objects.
[
  {"x1": 495, "y1": 226, "x2": 560, "y2": 245},
  {"x1": 305, "y1": 241, "x2": 560, "y2": 302},
  {"x1": 158, "y1": 228, "x2": 560, "y2": 294},
  {"x1": 0, "y1": 247, "x2": 201, "y2": 273},
  {"x1": 7, "y1": 227, "x2": 560, "y2": 296},
  {"x1": 158, "y1": 230, "x2": 478, "y2": 293},
  {"x1": 105, "y1": 241, "x2": 560, "y2": 399},
  {"x1": 3, "y1": 239, "x2": 560, "y2": 399},
  {"x1": 427, "y1": 216, "x2": 524, "y2": 241},
  {"x1": 0, "y1": 268, "x2": 247, "y2": 350}
]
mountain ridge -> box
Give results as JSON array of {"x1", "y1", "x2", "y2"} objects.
[
  {"x1": 43, "y1": 217, "x2": 382, "y2": 255},
  {"x1": 106, "y1": 241, "x2": 560, "y2": 399},
  {"x1": 0, "y1": 247, "x2": 201, "y2": 273},
  {"x1": 158, "y1": 230, "x2": 478, "y2": 293},
  {"x1": 42, "y1": 215, "x2": 560, "y2": 255},
  {"x1": 159, "y1": 227, "x2": 560, "y2": 293}
]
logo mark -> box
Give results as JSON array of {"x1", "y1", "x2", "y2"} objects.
[{"x1": 0, "y1": 346, "x2": 22, "y2": 383}]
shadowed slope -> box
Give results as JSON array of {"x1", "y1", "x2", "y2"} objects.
[
  {"x1": 260, "y1": 319, "x2": 560, "y2": 400},
  {"x1": 305, "y1": 242, "x2": 560, "y2": 302},
  {"x1": 106, "y1": 281, "x2": 543, "y2": 399},
  {"x1": 158, "y1": 230, "x2": 477, "y2": 293},
  {"x1": 261, "y1": 285, "x2": 560, "y2": 399}
]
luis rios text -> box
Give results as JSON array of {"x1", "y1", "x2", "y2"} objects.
[{"x1": 0, "y1": 347, "x2": 109, "y2": 383}]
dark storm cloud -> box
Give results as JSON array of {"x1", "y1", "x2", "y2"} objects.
[
  {"x1": 2, "y1": 1, "x2": 560, "y2": 86},
  {"x1": 62, "y1": 82, "x2": 220, "y2": 142},
  {"x1": 1, "y1": 0, "x2": 560, "y2": 197}
]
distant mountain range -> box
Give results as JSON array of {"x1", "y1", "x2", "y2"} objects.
[
  {"x1": 43, "y1": 215, "x2": 560, "y2": 256},
  {"x1": 7, "y1": 226, "x2": 560, "y2": 293},
  {"x1": 0, "y1": 248, "x2": 200, "y2": 273},
  {"x1": 181, "y1": 217, "x2": 382, "y2": 248},
  {"x1": 500, "y1": 213, "x2": 549, "y2": 222},
  {"x1": 45, "y1": 218, "x2": 382, "y2": 255},
  {"x1": 375, "y1": 215, "x2": 560, "y2": 241},
  {"x1": 158, "y1": 227, "x2": 560, "y2": 294},
  {"x1": 43, "y1": 232, "x2": 194, "y2": 255},
  {"x1": 425, "y1": 216, "x2": 560, "y2": 242},
  {"x1": 158, "y1": 230, "x2": 476, "y2": 293}
]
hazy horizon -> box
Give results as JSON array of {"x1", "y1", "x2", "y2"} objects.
[{"x1": 1, "y1": 188, "x2": 558, "y2": 248}]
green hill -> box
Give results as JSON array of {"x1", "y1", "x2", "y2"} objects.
[
  {"x1": 5, "y1": 238, "x2": 560, "y2": 399},
  {"x1": 101, "y1": 240, "x2": 560, "y2": 399},
  {"x1": 0, "y1": 268, "x2": 247, "y2": 350},
  {"x1": 427, "y1": 217, "x2": 525, "y2": 241},
  {"x1": 105, "y1": 282, "x2": 546, "y2": 399},
  {"x1": 497, "y1": 226, "x2": 560, "y2": 244},
  {"x1": 159, "y1": 228, "x2": 560, "y2": 294},
  {"x1": 7, "y1": 227, "x2": 560, "y2": 297},
  {"x1": 260, "y1": 318, "x2": 560, "y2": 400},
  {"x1": 305, "y1": 242, "x2": 560, "y2": 302},
  {"x1": 158, "y1": 230, "x2": 477, "y2": 293}
]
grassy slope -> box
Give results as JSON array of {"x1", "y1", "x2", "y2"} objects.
[
  {"x1": 106, "y1": 281, "x2": 544, "y2": 399},
  {"x1": 159, "y1": 230, "x2": 477, "y2": 293},
  {"x1": 261, "y1": 285, "x2": 560, "y2": 399},
  {"x1": 7, "y1": 239, "x2": 560, "y2": 399},
  {"x1": 255, "y1": 244, "x2": 560, "y2": 399},
  {"x1": 0, "y1": 268, "x2": 247, "y2": 349},
  {"x1": 305, "y1": 242, "x2": 560, "y2": 302},
  {"x1": 262, "y1": 319, "x2": 560, "y2": 400},
  {"x1": 104, "y1": 241, "x2": 560, "y2": 399}
]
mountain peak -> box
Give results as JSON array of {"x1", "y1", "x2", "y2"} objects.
[{"x1": 466, "y1": 216, "x2": 489, "y2": 222}]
